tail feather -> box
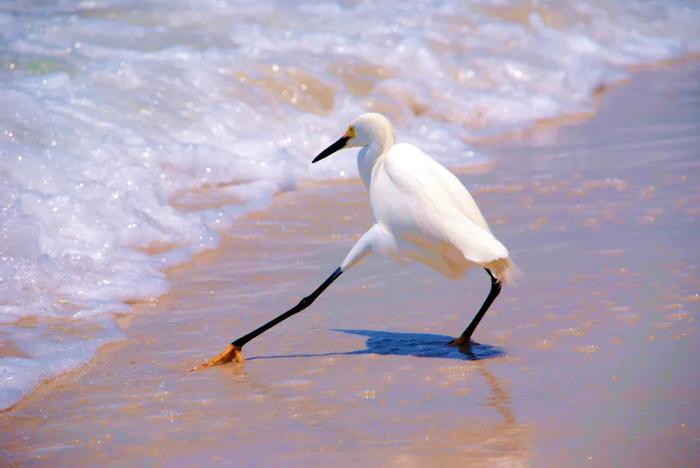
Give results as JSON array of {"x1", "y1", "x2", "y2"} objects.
[{"x1": 485, "y1": 257, "x2": 520, "y2": 285}]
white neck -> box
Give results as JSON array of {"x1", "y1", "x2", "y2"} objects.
[{"x1": 356, "y1": 131, "x2": 394, "y2": 188}]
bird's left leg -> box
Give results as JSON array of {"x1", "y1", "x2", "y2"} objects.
[
  {"x1": 194, "y1": 267, "x2": 344, "y2": 369},
  {"x1": 194, "y1": 225, "x2": 384, "y2": 369},
  {"x1": 449, "y1": 268, "x2": 501, "y2": 347}
]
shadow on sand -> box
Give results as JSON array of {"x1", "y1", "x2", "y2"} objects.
[{"x1": 247, "y1": 329, "x2": 506, "y2": 362}]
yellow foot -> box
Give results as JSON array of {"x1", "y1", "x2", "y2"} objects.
[{"x1": 191, "y1": 344, "x2": 244, "y2": 371}]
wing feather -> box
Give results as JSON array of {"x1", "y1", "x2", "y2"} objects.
[{"x1": 378, "y1": 143, "x2": 508, "y2": 265}]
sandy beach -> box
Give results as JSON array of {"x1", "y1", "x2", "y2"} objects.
[{"x1": 1, "y1": 59, "x2": 699, "y2": 466}]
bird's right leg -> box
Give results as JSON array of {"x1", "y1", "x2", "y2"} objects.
[
  {"x1": 449, "y1": 268, "x2": 501, "y2": 347},
  {"x1": 194, "y1": 225, "x2": 385, "y2": 369},
  {"x1": 194, "y1": 267, "x2": 343, "y2": 369}
]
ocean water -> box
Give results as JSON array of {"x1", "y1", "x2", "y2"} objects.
[{"x1": 1, "y1": 0, "x2": 698, "y2": 409}]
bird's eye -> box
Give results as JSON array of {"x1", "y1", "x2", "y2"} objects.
[{"x1": 344, "y1": 126, "x2": 356, "y2": 139}]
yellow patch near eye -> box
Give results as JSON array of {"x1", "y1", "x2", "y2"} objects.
[{"x1": 344, "y1": 126, "x2": 356, "y2": 139}]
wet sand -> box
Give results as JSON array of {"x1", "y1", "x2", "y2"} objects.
[{"x1": 2, "y1": 61, "x2": 699, "y2": 466}]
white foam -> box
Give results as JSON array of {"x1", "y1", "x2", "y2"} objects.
[{"x1": 1, "y1": 0, "x2": 699, "y2": 409}]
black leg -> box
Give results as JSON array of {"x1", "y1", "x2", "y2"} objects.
[
  {"x1": 198, "y1": 267, "x2": 344, "y2": 368},
  {"x1": 449, "y1": 268, "x2": 501, "y2": 346},
  {"x1": 232, "y1": 267, "x2": 343, "y2": 348}
]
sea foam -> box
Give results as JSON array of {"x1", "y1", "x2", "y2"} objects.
[{"x1": 1, "y1": 0, "x2": 699, "y2": 409}]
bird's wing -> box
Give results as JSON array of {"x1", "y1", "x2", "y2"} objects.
[{"x1": 379, "y1": 143, "x2": 508, "y2": 264}]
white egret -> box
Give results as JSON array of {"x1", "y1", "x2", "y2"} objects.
[{"x1": 200, "y1": 112, "x2": 515, "y2": 367}]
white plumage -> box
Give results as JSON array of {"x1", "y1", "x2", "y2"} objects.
[{"x1": 335, "y1": 113, "x2": 514, "y2": 283}]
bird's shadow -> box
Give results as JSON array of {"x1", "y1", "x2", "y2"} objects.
[{"x1": 247, "y1": 329, "x2": 506, "y2": 362}]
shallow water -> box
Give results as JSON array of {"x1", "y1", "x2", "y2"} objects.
[
  {"x1": 1, "y1": 60, "x2": 698, "y2": 465},
  {"x1": 2, "y1": 0, "x2": 700, "y2": 411}
]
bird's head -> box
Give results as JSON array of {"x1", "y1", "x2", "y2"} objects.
[{"x1": 312, "y1": 113, "x2": 394, "y2": 163}]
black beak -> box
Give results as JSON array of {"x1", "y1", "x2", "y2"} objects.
[{"x1": 312, "y1": 135, "x2": 350, "y2": 163}]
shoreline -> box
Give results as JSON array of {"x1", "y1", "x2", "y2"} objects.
[
  {"x1": 1, "y1": 59, "x2": 699, "y2": 465},
  {"x1": 4, "y1": 0, "x2": 700, "y2": 418},
  {"x1": 0, "y1": 55, "x2": 694, "y2": 414}
]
